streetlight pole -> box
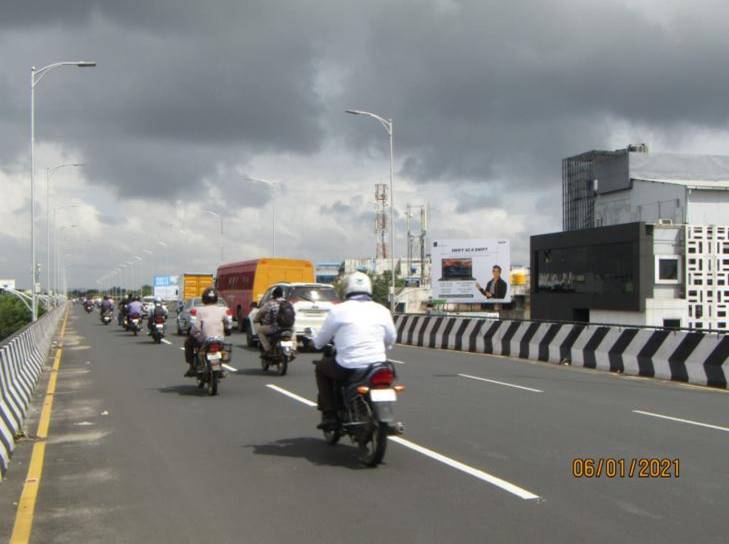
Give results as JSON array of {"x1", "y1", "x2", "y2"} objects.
[
  {"x1": 249, "y1": 178, "x2": 279, "y2": 257},
  {"x1": 346, "y1": 109, "x2": 396, "y2": 312},
  {"x1": 30, "y1": 60, "x2": 96, "y2": 320},
  {"x1": 202, "y1": 210, "x2": 224, "y2": 263},
  {"x1": 46, "y1": 163, "x2": 83, "y2": 301}
]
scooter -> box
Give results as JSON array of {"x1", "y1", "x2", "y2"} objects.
[
  {"x1": 101, "y1": 310, "x2": 113, "y2": 325},
  {"x1": 128, "y1": 313, "x2": 142, "y2": 336}
]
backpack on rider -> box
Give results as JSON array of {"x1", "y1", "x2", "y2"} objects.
[{"x1": 276, "y1": 300, "x2": 296, "y2": 329}]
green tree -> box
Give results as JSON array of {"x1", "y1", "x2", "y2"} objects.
[{"x1": 0, "y1": 294, "x2": 32, "y2": 342}]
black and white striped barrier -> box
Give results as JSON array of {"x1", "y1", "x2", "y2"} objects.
[
  {"x1": 395, "y1": 314, "x2": 729, "y2": 388},
  {"x1": 0, "y1": 305, "x2": 66, "y2": 479}
]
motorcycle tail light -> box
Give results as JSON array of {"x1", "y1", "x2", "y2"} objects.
[
  {"x1": 225, "y1": 308, "x2": 232, "y2": 316},
  {"x1": 190, "y1": 308, "x2": 197, "y2": 316},
  {"x1": 208, "y1": 343, "x2": 221, "y2": 353},
  {"x1": 370, "y1": 367, "x2": 394, "y2": 388},
  {"x1": 155, "y1": 317, "x2": 165, "y2": 323}
]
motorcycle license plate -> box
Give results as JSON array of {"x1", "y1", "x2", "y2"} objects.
[
  {"x1": 370, "y1": 389, "x2": 397, "y2": 402},
  {"x1": 156, "y1": 324, "x2": 164, "y2": 329},
  {"x1": 280, "y1": 340, "x2": 294, "y2": 348},
  {"x1": 207, "y1": 352, "x2": 222, "y2": 361}
]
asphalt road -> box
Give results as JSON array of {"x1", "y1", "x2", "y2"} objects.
[{"x1": 2, "y1": 306, "x2": 729, "y2": 543}]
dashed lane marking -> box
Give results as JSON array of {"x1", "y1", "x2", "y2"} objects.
[
  {"x1": 265, "y1": 383, "x2": 541, "y2": 500},
  {"x1": 222, "y1": 364, "x2": 238, "y2": 373},
  {"x1": 161, "y1": 339, "x2": 172, "y2": 345},
  {"x1": 633, "y1": 410, "x2": 729, "y2": 433},
  {"x1": 457, "y1": 373, "x2": 543, "y2": 393}
]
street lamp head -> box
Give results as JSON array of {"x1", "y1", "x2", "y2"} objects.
[
  {"x1": 346, "y1": 109, "x2": 362, "y2": 115},
  {"x1": 76, "y1": 62, "x2": 96, "y2": 68}
]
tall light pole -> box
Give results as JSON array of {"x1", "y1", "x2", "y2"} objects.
[
  {"x1": 30, "y1": 60, "x2": 96, "y2": 320},
  {"x1": 46, "y1": 163, "x2": 83, "y2": 299},
  {"x1": 202, "y1": 210, "x2": 224, "y2": 262},
  {"x1": 52, "y1": 205, "x2": 79, "y2": 300},
  {"x1": 249, "y1": 178, "x2": 279, "y2": 257},
  {"x1": 346, "y1": 109, "x2": 396, "y2": 312}
]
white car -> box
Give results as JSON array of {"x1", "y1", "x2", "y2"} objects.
[{"x1": 246, "y1": 283, "x2": 340, "y2": 349}]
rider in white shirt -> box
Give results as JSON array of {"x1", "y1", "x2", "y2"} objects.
[{"x1": 313, "y1": 272, "x2": 396, "y2": 429}]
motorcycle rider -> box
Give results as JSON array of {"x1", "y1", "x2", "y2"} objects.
[
  {"x1": 127, "y1": 295, "x2": 144, "y2": 321},
  {"x1": 147, "y1": 296, "x2": 169, "y2": 334},
  {"x1": 253, "y1": 286, "x2": 286, "y2": 358},
  {"x1": 313, "y1": 272, "x2": 397, "y2": 430},
  {"x1": 100, "y1": 295, "x2": 114, "y2": 319},
  {"x1": 183, "y1": 287, "x2": 231, "y2": 377}
]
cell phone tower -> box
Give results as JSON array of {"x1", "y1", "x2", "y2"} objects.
[{"x1": 375, "y1": 184, "x2": 388, "y2": 259}]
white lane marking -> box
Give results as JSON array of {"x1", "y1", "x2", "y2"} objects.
[
  {"x1": 633, "y1": 410, "x2": 729, "y2": 433},
  {"x1": 389, "y1": 359, "x2": 406, "y2": 365},
  {"x1": 458, "y1": 373, "x2": 543, "y2": 393},
  {"x1": 161, "y1": 339, "x2": 172, "y2": 345},
  {"x1": 266, "y1": 384, "x2": 318, "y2": 407},
  {"x1": 388, "y1": 436, "x2": 539, "y2": 500},
  {"x1": 266, "y1": 384, "x2": 540, "y2": 500},
  {"x1": 179, "y1": 347, "x2": 185, "y2": 351},
  {"x1": 222, "y1": 364, "x2": 238, "y2": 373}
]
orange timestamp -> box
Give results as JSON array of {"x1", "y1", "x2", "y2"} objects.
[{"x1": 572, "y1": 458, "x2": 680, "y2": 479}]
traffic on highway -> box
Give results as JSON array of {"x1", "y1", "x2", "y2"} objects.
[{"x1": 2, "y1": 290, "x2": 728, "y2": 542}]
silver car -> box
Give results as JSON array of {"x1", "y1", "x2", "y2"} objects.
[{"x1": 176, "y1": 297, "x2": 230, "y2": 335}]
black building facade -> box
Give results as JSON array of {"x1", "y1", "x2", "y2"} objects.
[{"x1": 530, "y1": 222, "x2": 654, "y2": 322}]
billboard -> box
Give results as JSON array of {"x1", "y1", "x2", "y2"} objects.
[
  {"x1": 153, "y1": 275, "x2": 180, "y2": 300},
  {"x1": 0, "y1": 279, "x2": 16, "y2": 290},
  {"x1": 431, "y1": 239, "x2": 511, "y2": 303}
]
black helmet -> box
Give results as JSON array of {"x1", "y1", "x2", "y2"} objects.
[
  {"x1": 272, "y1": 286, "x2": 284, "y2": 298},
  {"x1": 202, "y1": 287, "x2": 219, "y2": 305}
]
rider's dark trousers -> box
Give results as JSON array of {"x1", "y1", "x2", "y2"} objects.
[
  {"x1": 315, "y1": 355, "x2": 351, "y2": 416},
  {"x1": 184, "y1": 335, "x2": 201, "y2": 365}
]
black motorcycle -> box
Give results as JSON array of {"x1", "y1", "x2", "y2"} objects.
[
  {"x1": 320, "y1": 352, "x2": 405, "y2": 467},
  {"x1": 127, "y1": 313, "x2": 142, "y2": 336},
  {"x1": 261, "y1": 329, "x2": 296, "y2": 376},
  {"x1": 100, "y1": 310, "x2": 113, "y2": 325},
  {"x1": 193, "y1": 337, "x2": 231, "y2": 396}
]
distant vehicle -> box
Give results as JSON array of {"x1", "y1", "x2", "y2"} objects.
[
  {"x1": 215, "y1": 258, "x2": 315, "y2": 333},
  {"x1": 176, "y1": 273, "x2": 215, "y2": 313},
  {"x1": 142, "y1": 296, "x2": 156, "y2": 316},
  {"x1": 176, "y1": 297, "x2": 230, "y2": 336},
  {"x1": 246, "y1": 282, "x2": 339, "y2": 349}
]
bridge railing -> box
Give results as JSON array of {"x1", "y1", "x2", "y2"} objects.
[{"x1": 0, "y1": 304, "x2": 67, "y2": 479}]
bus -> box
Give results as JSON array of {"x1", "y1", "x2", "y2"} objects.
[{"x1": 215, "y1": 258, "x2": 315, "y2": 331}]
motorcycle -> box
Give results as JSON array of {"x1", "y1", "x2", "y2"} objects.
[
  {"x1": 84, "y1": 303, "x2": 94, "y2": 314},
  {"x1": 193, "y1": 337, "x2": 231, "y2": 396},
  {"x1": 150, "y1": 315, "x2": 167, "y2": 344},
  {"x1": 100, "y1": 310, "x2": 113, "y2": 325},
  {"x1": 128, "y1": 313, "x2": 142, "y2": 336},
  {"x1": 261, "y1": 329, "x2": 296, "y2": 376},
  {"x1": 320, "y1": 349, "x2": 405, "y2": 467}
]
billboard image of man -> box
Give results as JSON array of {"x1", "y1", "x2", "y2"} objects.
[{"x1": 476, "y1": 265, "x2": 508, "y2": 299}]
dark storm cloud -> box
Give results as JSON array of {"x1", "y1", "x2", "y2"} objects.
[{"x1": 3, "y1": 0, "x2": 729, "y2": 204}]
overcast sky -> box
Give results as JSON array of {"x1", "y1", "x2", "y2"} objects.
[{"x1": 2, "y1": 0, "x2": 729, "y2": 289}]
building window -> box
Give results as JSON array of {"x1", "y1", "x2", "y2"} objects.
[
  {"x1": 663, "y1": 319, "x2": 681, "y2": 329},
  {"x1": 656, "y1": 256, "x2": 681, "y2": 284}
]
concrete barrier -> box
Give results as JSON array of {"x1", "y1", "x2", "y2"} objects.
[
  {"x1": 0, "y1": 305, "x2": 66, "y2": 479},
  {"x1": 395, "y1": 314, "x2": 729, "y2": 388}
]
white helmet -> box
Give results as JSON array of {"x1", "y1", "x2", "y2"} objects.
[
  {"x1": 154, "y1": 296, "x2": 162, "y2": 304},
  {"x1": 344, "y1": 271, "x2": 372, "y2": 298}
]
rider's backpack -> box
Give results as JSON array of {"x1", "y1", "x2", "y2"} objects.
[{"x1": 276, "y1": 300, "x2": 296, "y2": 328}]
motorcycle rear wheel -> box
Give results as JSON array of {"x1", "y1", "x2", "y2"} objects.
[
  {"x1": 358, "y1": 422, "x2": 388, "y2": 467},
  {"x1": 277, "y1": 355, "x2": 289, "y2": 376},
  {"x1": 207, "y1": 371, "x2": 218, "y2": 396}
]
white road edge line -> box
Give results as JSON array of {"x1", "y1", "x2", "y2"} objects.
[
  {"x1": 265, "y1": 383, "x2": 540, "y2": 500},
  {"x1": 389, "y1": 359, "x2": 406, "y2": 365},
  {"x1": 222, "y1": 364, "x2": 238, "y2": 373},
  {"x1": 161, "y1": 339, "x2": 172, "y2": 345},
  {"x1": 458, "y1": 373, "x2": 543, "y2": 393},
  {"x1": 633, "y1": 410, "x2": 729, "y2": 433},
  {"x1": 266, "y1": 384, "x2": 318, "y2": 407}
]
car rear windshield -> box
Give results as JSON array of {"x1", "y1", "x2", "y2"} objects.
[{"x1": 289, "y1": 286, "x2": 339, "y2": 303}]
